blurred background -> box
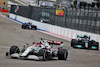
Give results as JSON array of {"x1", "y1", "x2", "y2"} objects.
[
  {"x1": 0, "y1": 0, "x2": 100, "y2": 12},
  {"x1": 0, "y1": 0, "x2": 100, "y2": 35}
]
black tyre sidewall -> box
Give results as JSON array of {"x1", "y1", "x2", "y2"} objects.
[
  {"x1": 58, "y1": 49, "x2": 68, "y2": 60},
  {"x1": 38, "y1": 49, "x2": 47, "y2": 61},
  {"x1": 71, "y1": 39, "x2": 77, "y2": 47},
  {"x1": 10, "y1": 46, "x2": 20, "y2": 55}
]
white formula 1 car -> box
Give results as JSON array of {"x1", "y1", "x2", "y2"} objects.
[{"x1": 6, "y1": 38, "x2": 68, "y2": 61}]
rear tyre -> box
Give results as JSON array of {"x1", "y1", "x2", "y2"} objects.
[
  {"x1": 34, "y1": 26, "x2": 37, "y2": 30},
  {"x1": 71, "y1": 39, "x2": 77, "y2": 47},
  {"x1": 38, "y1": 49, "x2": 47, "y2": 61},
  {"x1": 10, "y1": 46, "x2": 20, "y2": 55},
  {"x1": 31, "y1": 26, "x2": 37, "y2": 30},
  {"x1": 58, "y1": 49, "x2": 68, "y2": 60}
]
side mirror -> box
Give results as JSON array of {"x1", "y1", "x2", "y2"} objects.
[
  {"x1": 77, "y1": 35, "x2": 79, "y2": 37},
  {"x1": 89, "y1": 36, "x2": 90, "y2": 39}
]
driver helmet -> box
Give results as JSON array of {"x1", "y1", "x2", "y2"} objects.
[
  {"x1": 28, "y1": 22, "x2": 30, "y2": 24},
  {"x1": 84, "y1": 34, "x2": 87, "y2": 36},
  {"x1": 84, "y1": 34, "x2": 87, "y2": 37}
]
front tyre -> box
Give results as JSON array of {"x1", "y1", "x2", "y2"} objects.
[
  {"x1": 10, "y1": 46, "x2": 20, "y2": 55},
  {"x1": 58, "y1": 49, "x2": 68, "y2": 60},
  {"x1": 38, "y1": 49, "x2": 47, "y2": 61},
  {"x1": 71, "y1": 39, "x2": 77, "y2": 47}
]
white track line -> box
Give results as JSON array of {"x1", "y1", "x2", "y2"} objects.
[{"x1": 0, "y1": 46, "x2": 10, "y2": 49}]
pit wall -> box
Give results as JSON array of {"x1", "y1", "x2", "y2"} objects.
[{"x1": 9, "y1": 13, "x2": 100, "y2": 49}]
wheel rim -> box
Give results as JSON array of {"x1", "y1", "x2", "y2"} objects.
[
  {"x1": 64, "y1": 51, "x2": 67, "y2": 59},
  {"x1": 43, "y1": 51, "x2": 47, "y2": 60},
  {"x1": 43, "y1": 52, "x2": 46, "y2": 60}
]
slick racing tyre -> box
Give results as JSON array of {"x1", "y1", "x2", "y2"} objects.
[
  {"x1": 32, "y1": 27, "x2": 35, "y2": 30},
  {"x1": 31, "y1": 26, "x2": 37, "y2": 30},
  {"x1": 71, "y1": 39, "x2": 77, "y2": 47},
  {"x1": 10, "y1": 46, "x2": 20, "y2": 55},
  {"x1": 58, "y1": 49, "x2": 68, "y2": 60},
  {"x1": 34, "y1": 26, "x2": 37, "y2": 30},
  {"x1": 38, "y1": 49, "x2": 47, "y2": 61}
]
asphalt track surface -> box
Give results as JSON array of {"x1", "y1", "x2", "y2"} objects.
[{"x1": 0, "y1": 15, "x2": 100, "y2": 67}]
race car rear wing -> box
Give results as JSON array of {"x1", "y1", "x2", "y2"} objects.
[
  {"x1": 77, "y1": 35, "x2": 90, "y2": 39},
  {"x1": 39, "y1": 38, "x2": 63, "y2": 45},
  {"x1": 47, "y1": 40, "x2": 63, "y2": 45}
]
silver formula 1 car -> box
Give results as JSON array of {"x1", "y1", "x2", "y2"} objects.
[
  {"x1": 6, "y1": 38, "x2": 68, "y2": 61},
  {"x1": 71, "y1": 35, "x2": 99, "y2": 50}
]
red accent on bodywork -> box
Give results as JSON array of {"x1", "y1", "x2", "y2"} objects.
[{"x1": 47, "y1": 40, "x2": 63, "y2": 44}]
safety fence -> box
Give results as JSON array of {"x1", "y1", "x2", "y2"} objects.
[{"x1": 10, "y1": 5, "x2": 100, "y2": 34}]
